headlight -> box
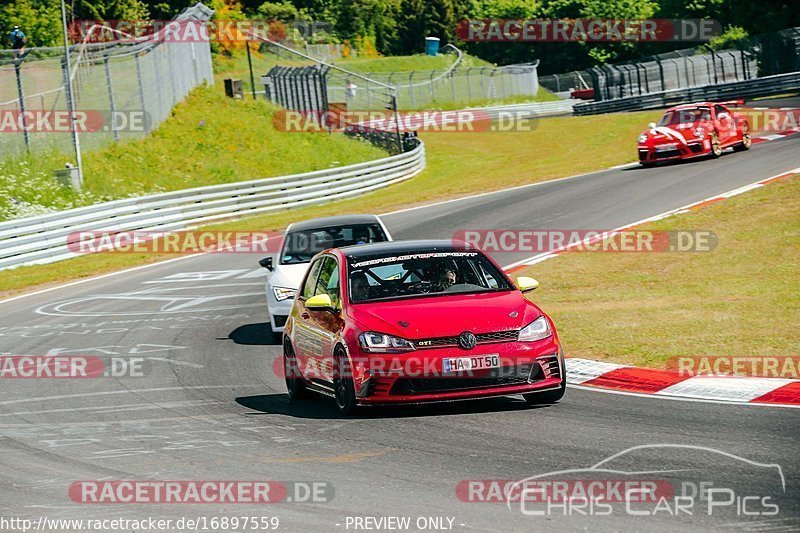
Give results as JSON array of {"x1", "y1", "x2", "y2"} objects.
[
  {"x1": 638, "y1": 134, "x2": 648, "y2": 143},
  {"x1": 693, "y1": 126, "x2": 705, "y2": 137},
  {"x1": 518, "y1": 316, "x2": 552, "y2": 342},
  {"x1": 359, "y1": 332, "x2": 416, "y2": 353},
  {"x1": 272, "y1": 286, "x2": 297, "y2": 302}
]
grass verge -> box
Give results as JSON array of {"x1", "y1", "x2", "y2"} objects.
[
  {"x1": 520, "y1": 174, "x2": 800, "y2": 368},
  {"x1": 0, "y1": 110, "x2": 662, "y2": 297}
]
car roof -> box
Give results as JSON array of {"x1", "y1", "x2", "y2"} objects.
[
  {"x1": 340, "y1": 239, "x2": 475, "y2": 259},
  {"x1": 286, "y1": 214, "x2": 381, "y2": 232}
]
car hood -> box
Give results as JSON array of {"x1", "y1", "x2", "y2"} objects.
[
  {"x1": 348, "y1": 290, "x2": 541, "y2": 339},
  {"x1": 642, "y1": 122, "x2": 706, "y2": 144},
  {"x1": 268, "y1": 262, "x2": 310, "y2": 290}
]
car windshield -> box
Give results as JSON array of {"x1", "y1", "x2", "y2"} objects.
[
  {"x1": 347, "y1": 251, "x2": 513, "y2": 303},
  {"x1": 659, "y1": 107, "x2": 711, "y2": 126},
  {"x1": 280, "y1": 223, "x2": 387, "y2": 265}
]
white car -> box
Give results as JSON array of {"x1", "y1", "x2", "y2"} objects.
[{"x1": 259, "y1": 214, "x2": 392, "y2": 341}]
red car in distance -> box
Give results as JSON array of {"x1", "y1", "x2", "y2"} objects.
[
  {"x1": 637, "y1": 101, "x2": 751, "y2": 166},
  {"x1": 282, "y1": 240, "x2": 565, "y2": 415}
]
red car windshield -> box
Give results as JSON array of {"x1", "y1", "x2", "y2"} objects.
[
  {"x1": 347, "y1": 251, "x2": 513, "y2": 303},
  {"x1": 659, "y1": 107, "x2": 711, "y2": 126}
]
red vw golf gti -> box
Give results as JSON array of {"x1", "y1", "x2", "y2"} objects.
[{"x1": 282, "y1": 240, "x2": 565, "y2": 414}]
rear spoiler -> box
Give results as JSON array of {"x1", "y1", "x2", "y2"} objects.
[{"x1": 714, "y1": 98, "x2": 745, "y2": 107}]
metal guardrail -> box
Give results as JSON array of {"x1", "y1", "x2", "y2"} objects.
[
  {"x1": 474, "y1": 99, "x2": 576, "y2": 118},
  {"x1": 0, "y1": 141, "x2": 425, "y2": 270},
  {"x1": 573, "y1": 71, "x2": 800, "y2": 115}
]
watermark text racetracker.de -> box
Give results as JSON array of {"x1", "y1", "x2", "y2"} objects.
[
  {"x1": 0, "y1": 355, "x2": 146, "y2": 378},
  {"x1": 0, "y1": 110, "x2": 150, "y2": 133},
  {"x1": 454, "y1": 229, "x2": 718, "y2": 253},
  {"x1": 68, "y1": 480, "x2": 333, "y2": 504},
  {"x1": 668, "y1": 356, "x2": 800, "y2": 378},
  {"x1": 273, "y1": 109, "x2": 539, "y2": 133},
  {"x1": 67, "y1": 231, "x2": 283, "y2": 255},
  {"x1": 455, "y1": 18, "x2": 721, "y2": 42}
]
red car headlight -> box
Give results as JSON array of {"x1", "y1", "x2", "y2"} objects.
[
  {"x1": 359, "y1": 332, "x2": 416, "y2": 353},
  {"x1": 518, "y1": 316, "x2": 552, "y2": 342}
]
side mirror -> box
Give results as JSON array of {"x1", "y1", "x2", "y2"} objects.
[
  {"x1": 516, "y1": 276, "x2": 539, "y2": 292},
  {"x1": 259, "y1": 257, "x2": 273, "y2": 271},
  {"x1": 305, "y1": 294, "x2": 337, "y2": 313},
  {"x1": 648, "y1": 122, "x2": 657, "y2": 130}
]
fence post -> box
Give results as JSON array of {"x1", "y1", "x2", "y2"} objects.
[
  {"x1": 104, "y1": 55, "x2": 120, "y2": 141},
  {"x1": 655, "y1": 57, "x2": 665, "y2": 92},
  {"x1": 152, "y1": 48, "x2": 165, "y2": 122},
  {"x1": 450, "y1": 71, "x2": 456, "y2": 101},
  {"x1": 246, "y1": 41, "x2": 257, "y2": 99},
  {"x1": 429, "y1": 70, "x2": 436, "y2": 102},
  {"x1": 166, "y1": 43, "x2": 178, "y2": 104},
  {"x1": 14, "y1": 60, "x2": 30, "y2": 152},
  {"x1": 134, "y1": 52, "x2": 147, "y2": 128},
  {"x1": 466, "y1": 68, "x2": 472, "y2": 99},
  {"x1": 408, "y1": 72, "x2": 415, "y2": 107}
]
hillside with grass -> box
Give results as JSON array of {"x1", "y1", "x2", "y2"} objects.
[{"x1": 0, "y1": 86, "x2": 385, "y2": 221}]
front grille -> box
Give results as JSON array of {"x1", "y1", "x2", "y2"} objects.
[
  {"x1": 654, "y1": 149, "x2": 681, "y2": 158},
  {"x1": 272, "y1": 314, "x2": 288, "y2": 328},
  {"x1": 390, "y1": 364, "x2": 533, "y2": 395},
  {"x1": 688, "y1": 143, "x2": 704, "y2": 153},
  {"x1": 415, "y1": 329, "x2": 519, "y2": 349}
]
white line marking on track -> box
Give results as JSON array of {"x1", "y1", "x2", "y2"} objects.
[
  {"x1": 0, "y1": 384, "x2": 263, "y2": 406},
  {"x1": 570, "y1": 384, "x2": 800, "y2": 409}
]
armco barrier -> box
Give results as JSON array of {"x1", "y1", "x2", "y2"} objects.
[
  {"x1": 0, "y1": 141, "x2": 425, "y2": 270},
  {"x1": 573, "y1": 71, "x2": 800, "y2": 115}
]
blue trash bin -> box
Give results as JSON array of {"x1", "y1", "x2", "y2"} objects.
[{"x1": 425, "y1": 37, "x2": 440, "y2": 56}]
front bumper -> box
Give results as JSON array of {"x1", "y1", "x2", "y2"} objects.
[
  {"x1": 351, "y1": 341, "x2": 563, "y2": 404},
  {"x1": 267, "y1": 298, "x2": 293, "y2": 332},
  {"x1": 638, "y1": 139, "x2": 709, "y2": 163}
]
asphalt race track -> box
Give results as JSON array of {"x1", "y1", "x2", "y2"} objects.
[{"x1": 1, "y1": 134, "x2": 798, "y2": 532}]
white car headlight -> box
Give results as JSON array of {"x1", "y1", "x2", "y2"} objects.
[
  {"x1": 359, "y1": 332, "x2": 415, "y2": 353},
  {"x1": 272, "y1": 286, "x2": 297, "y2": 302},
  {"x1": 638, "y1": 134, "x2": 648, "y2": 143},
  {"x1": 518, "y1": 316, "x2": 552, "y2": 342}
]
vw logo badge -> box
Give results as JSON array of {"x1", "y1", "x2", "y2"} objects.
[{"x1": 458, "y1": 331, "x2": 477, "y2": 350}]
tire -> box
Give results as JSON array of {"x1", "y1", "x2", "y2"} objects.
[
  {"x1": 333, "y1": 347, "x2": 357, "y2": 415},
  {"x1": 639, "y1": 161, "x2": 655, "y2": 168},
  {"x1": 709, "y1": 132, "x2": 722, "y2": 158},
  {"x1": 284, "y1": 340, "x2": 308, "y2": 401},
  {"x1": 733, "y1": 131, "x2": 751, "y2": 152}
]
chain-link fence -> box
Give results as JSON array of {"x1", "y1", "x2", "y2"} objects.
[
  {"x1": 543, "y1": 28, "x2": 800, "y2": 102},
  {"x1": 248, "y1": 42, "x2": 540, "y2": 111},
  {"x1": 0, "y1": 3, "x2": 214, "y2": 160},
  {"x1": 588, "y1": 48, "x2": 756, "y2": 101},
  {"x1": 327, "y1": 46, "x2": 540, "y2": 110}
]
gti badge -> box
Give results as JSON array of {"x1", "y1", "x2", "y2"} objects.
[{"x1": 458, "y1": 331, "x2": 477, "y2": 350}]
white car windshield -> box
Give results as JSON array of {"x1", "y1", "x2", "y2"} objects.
[{"x1": 280, "y1": 223, "x2": 387, "y2": 265}]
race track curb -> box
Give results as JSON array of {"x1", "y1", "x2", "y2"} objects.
[{"x1": 566, "y1": 358, "x2": 800, "y2": 407}]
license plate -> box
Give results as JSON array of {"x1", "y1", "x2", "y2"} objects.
[
  {"x1": 443, "y1": 355, "x2": 500, "y2": 373},
  {"x1": 655, "y1": 144, "x2": 678, "y2": 152}
]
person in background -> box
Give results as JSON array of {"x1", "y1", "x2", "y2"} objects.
[{"x1": 9, "y1": 26, "x2": 27, "y2": 58}]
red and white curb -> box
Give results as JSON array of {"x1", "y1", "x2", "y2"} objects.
[
  {"x1": 751, "y1": 128, "x2": 800, "y2": 143},
  {"x1": 566, "y1": 358, "x2": 800, "y2": 407}
]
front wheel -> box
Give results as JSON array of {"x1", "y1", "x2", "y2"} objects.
[
  {"x1": 709, "y1": 132, "x2": 722, "y2": 158},
  {"x1": 333, "y1": 347, "x2": 357, "y2": 415},
  {"x1": 284, "y1": 341, "x2": 308, "y2": 401},
  {"x1": 523, "y1": 381, "x2": 566, "y2": 405},
  {"x1": 733, "y1": 131, "x2": 751, "y2": 152}
]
